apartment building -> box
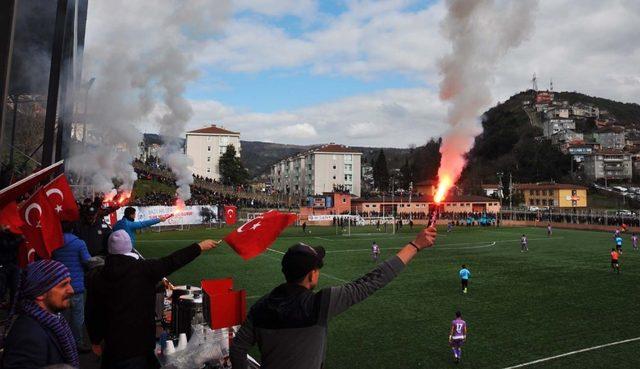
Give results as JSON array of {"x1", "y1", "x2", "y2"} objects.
[
  {"x1": 185, "y1": 124, "x2": 241, "y2": 180},
  {"x1": 583, "y1": 149, "x2": 632, "y2": 181},
  {"x1": 270, "y1": 144, "x2": 362, "y2": 197}
]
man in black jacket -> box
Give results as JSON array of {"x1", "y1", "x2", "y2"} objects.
[
  {"x1": 231, "y1": 226, "x2": 437, "y2": 369},
  {"x1": 85, "y1": 229, "x2": 219, "y2": 369}
]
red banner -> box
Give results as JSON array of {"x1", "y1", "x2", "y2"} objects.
[{"x1": 224, "y1": 205, "x2": 237, "y2": 225}]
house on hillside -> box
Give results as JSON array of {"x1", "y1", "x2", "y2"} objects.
[
  {"x1": 583, "y1": 149, "x2": 632, "y2": 182},
  {"x1": 543, "y1": 118, "x2": 576, "y2": 137},
  {"x1": 593, "y1": 126, "x2": 625, "y2": 150}
]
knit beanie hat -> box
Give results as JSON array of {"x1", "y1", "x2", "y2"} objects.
[
  {"x1": 20, "y1": 260, "x2": 70, "y2": 300},
  {"x1": 108, "y1": 230, "x2": 133, "y2": 255}
]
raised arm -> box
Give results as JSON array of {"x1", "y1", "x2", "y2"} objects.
[
  {"x1": 143, "y1": 239, "x2": 218, "y2": 281},
  {"x1": 323, "y1": 227, "x2": 437, "y2": 320}
]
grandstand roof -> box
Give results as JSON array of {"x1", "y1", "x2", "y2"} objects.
[{"x1": 187, "y1": 124, "x2": 239, "y2": 135}]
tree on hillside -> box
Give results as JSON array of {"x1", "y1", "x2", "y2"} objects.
[
  {"x1": 400, "y1": 158, "x2": 414, "y2": 190},
  {"x1": 219, "y1": 145, "x2": 249, "y2": 186},
  {"x1": 409, "y1": 138, "x2": 441, "y2": 182},
  {"x1": 373, "y1": 149, "x2": 389, "y2": 191}
]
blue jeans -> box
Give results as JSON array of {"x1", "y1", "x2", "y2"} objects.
[{"x1": 67, "y1": 292, "x2": 85, "y2": 346}]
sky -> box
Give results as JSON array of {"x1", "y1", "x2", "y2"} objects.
[{"x1": 84, "y1": 0, "x2": 640, "y2": 148}]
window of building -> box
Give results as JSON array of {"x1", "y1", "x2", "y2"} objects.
[
  {"x1": 207, "y1": 157, "x2": 211, "y2": 162},
  {"x1": 542, "y1": 199, "x2": 547, "y2": 205},
  {"x1": 206, "y1": 168, "x2": 211, "y2": 173},
  {"x1": 535, "y1": 190, "x2": 540, "y2": 195},
  {"x1": 344, "y1": 164, "x2": 352, "y2": 172},
  {"x1": 333, "y1": 176, "x2": 336, "y2": 179},
  {"x1": 549, "y1": 199, "x2": 554, "y2": 206},
  {"x1": 345, "y1": 154, "x2": 352, "y2": 163},
  {"x1": 535, "y1": 199, "x2": 540, "y2": 205},
  {"x1": 207, "y1": 146, "x2": 211, "y2": 152},
  {"x1": 333, "y1": 165, "x2": 336, "y2": 169},
  {"x1": 542, "y1": 190, "x2": 547, "y2": 196},
  {"x1": 529, "y1": 199, "x2": 534, "y2": 205},
  {"x1": 219, "y1": 146, "x2": 226, "y2": 155},
  {"x1": 345, "y1": 174, "x2": 352, "y2": 182},
  {"x1": 529, "y1": 190, "x2": 534, "y2": 195},
  {"x1": 342, "y1": 198, "x2": 347, "y2": 203},
  {"x1": 548, "y1": 189, "x2": 554, "y2": 195},
  {"x1": 207, "y1": 136, "x2": 212, "y2": 141},
  {"x1": 365, "y1": 204, "x2": 370, "y2": 208}
]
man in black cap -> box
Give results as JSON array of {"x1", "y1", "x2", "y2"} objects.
[{"x1": 230, "y1": 226, "x2": 437, "y2": 369}]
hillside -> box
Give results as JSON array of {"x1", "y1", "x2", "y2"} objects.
[{"x1": 460, "y1": 90, "x2": 640, "y2": 190}]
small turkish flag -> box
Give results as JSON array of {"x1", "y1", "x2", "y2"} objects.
[
  {"x1": 43, "y1": 174, "x2": 79, "y2": 221},
  {"x1": 19, "y1": 189, "x2": 64, "y2": 261},
  {"x1": 224, "y1": 210, "x2": 297, "y2": 260},
  {"x1": 224, "y1": 205, "x2": 237, "y2": 225},
  {"x1": 0, "y1": 201, "x2": 24, "y2": 234}
]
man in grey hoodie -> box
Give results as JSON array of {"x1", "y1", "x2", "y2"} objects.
[{"x1": 230, "y1": 226, "x2": 437, "y2": 369}]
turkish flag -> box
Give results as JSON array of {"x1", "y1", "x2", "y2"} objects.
[
  {"x1": 43, "y1": 174, "x2": 79, "y2": 221},
  {"x1": 19, "y1": 189, "x2": 64, "y2": 261},
  {"x1": 224, "y1": 205, "x2": 237, "y2": 225},
  {"x1": 0, "y1": 201, "x2": 24, "y2": 234},
  {"x1": 224, "y1": 210, "x2": 297, "y2": 260}
]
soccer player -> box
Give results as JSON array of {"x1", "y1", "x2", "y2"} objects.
[
  {"x1": 547, "y1": 223, "x2": 552, "y2": 236},
  {"x1": 632, "y1": 233, "x2": 638, "y2": 251},
  {"x1": 302, "y1": 222, "x2": 307, "y2": 234},
  {"x1": 615, "y1": 235, "x2": 623, "y2": 254},
  {"x1": 371, "y1": 241, "x2": 380, "y2": 261},
  {"x1": 447, "y1": 222, "x2": 453, "y2": 233},
  {"x1": 611, "y1": 248, "x2": 620, "y2": 274},
  {"x1": 521, "y1": 234, "x2": 528, "y2": 252},
  {"x1": 459, "y1": 265, "x2": 471, "y2": 294},
  {"x1": 449, "y1": 311, "x2": 467, "y2": 364}
]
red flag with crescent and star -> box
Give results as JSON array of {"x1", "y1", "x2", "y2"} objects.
[
  {"x1": 224, "y1": 210, "x2": 297, "y2": 260},
  {"x1": 18, "y1": 189, "x2": 64, "y2": 265},
  {"x1": 224, "y1": 205, "x2": 238, "y2": 225},
  {"x1": 43, "y1": 174, "x2": 79, "y2": 221}
]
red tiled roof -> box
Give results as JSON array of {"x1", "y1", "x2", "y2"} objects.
[
  {"x1": 187, "y1": 125, "x2": 239, "y2": 135},
  {"x1": 313, "y1": 144, "x2": 361, "y2": 154},
  {"x1": 514, "y1": 183, "x2": 588, "y2": 190}
]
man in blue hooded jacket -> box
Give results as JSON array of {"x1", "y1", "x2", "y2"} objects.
[
  {"x1": 113, "y1": 207, "x2": 172, "y2": 248},
  {"x1": 52, "y1": 221, "x2": 91, "y2": 351}
]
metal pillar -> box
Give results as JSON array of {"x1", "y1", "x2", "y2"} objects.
[
  {"x1": 42, "y1": 0, "x2": 68, "y2": 167},
  {"x1": 0, "y1": 0, "x2": 17, "y2": 155}
]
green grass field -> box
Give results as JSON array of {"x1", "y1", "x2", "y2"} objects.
[{"x1": 136, "y1": 225, "x2": 640, "y2": 368}]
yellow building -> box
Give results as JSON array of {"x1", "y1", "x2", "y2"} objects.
[{"x1": 514, "y1": 183, "x2": 588, "y2": 208}]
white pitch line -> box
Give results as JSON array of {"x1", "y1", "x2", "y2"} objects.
[
  {"x1": 266, "y1": 248, "x2": 285, "y2": 255},
  {"x1": 315, "y1": 237, "x2": 333, "y2": 241},
  {"x1": 501, "y1": 336, "x2": 640, "y2": 368}
]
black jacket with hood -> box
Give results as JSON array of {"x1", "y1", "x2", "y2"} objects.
[{"x1": 85, "y1": 243, "x2": 201, "y2": 363}]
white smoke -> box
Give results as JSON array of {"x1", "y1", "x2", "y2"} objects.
[
  {"x1": 436, "y1": 0, "x2": 538, "y2": 193},
  {"x1": 68, "y1": 0, "x2": 231, "y2": 199}
]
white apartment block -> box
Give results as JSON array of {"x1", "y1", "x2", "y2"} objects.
[
  {"x1": 185, "y1": 125, "x2": 240, "y2": 180},
  {"x1": 270, "y1": 144, "x2": 362, "y2": 197}
]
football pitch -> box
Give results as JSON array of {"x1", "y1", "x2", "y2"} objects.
[{"x1": 137, "y1": 225, "x2": 640, "y2": 368}]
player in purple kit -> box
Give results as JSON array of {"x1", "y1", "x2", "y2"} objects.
[
  {"x1": 449, "y1": 311, "x2": 467, "y2": 364},
  {"x1": 371, "y1": 241, "x2": 380, "y2": 261},
  {"x1": 632, "y1": 233, "x2": 638, "y2": 251}
]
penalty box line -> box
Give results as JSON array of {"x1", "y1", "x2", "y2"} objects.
[{"x1": 501, "y1": 336, "x2": 640, "y2": 368}]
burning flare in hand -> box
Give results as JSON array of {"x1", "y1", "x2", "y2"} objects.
[
  {"x1": 173, "y1": 198, "x2": 186, "y2": 215},
  {"x1": 434, "y1": 175, "x2": 453, "y2": 204}
]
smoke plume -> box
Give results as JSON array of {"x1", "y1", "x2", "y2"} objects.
[
  {"x1": 67, "y1": 0, "x2": 230, "y2": 199},
  {"x1": 435, "y1": 0, "x2": 538, "y2": 201}
]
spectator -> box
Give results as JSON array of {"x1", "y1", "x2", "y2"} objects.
[
  {"x1": 3, "y1": 260, "x2": 78, "y2": 368},
  {"x1": 0, "y1": 226, "x2": 21, "y2": 309},
  {"x1": 230, "y1": 227, "x2": 437, "y2": 369},
  {"x1": 52, "y1": 221, "x2": 91, "y2": 352},
  {"x1": 113, "y1": 207, "x2": 172, "y2": 247},
  {"x1": 86, "y1": 230, "x2": 220, "y2": 369}
]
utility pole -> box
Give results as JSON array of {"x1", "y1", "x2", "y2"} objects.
[
  {"x1": 409, "y1": 181, "x2": 413, "y2": 221},
  {"x1": 509, "y1": 172, "x2": 513, "y2": 209}
]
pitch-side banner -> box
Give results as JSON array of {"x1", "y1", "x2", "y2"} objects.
[{"x1": 112, "y1": 205, "x2": 219, "y2": 226}]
